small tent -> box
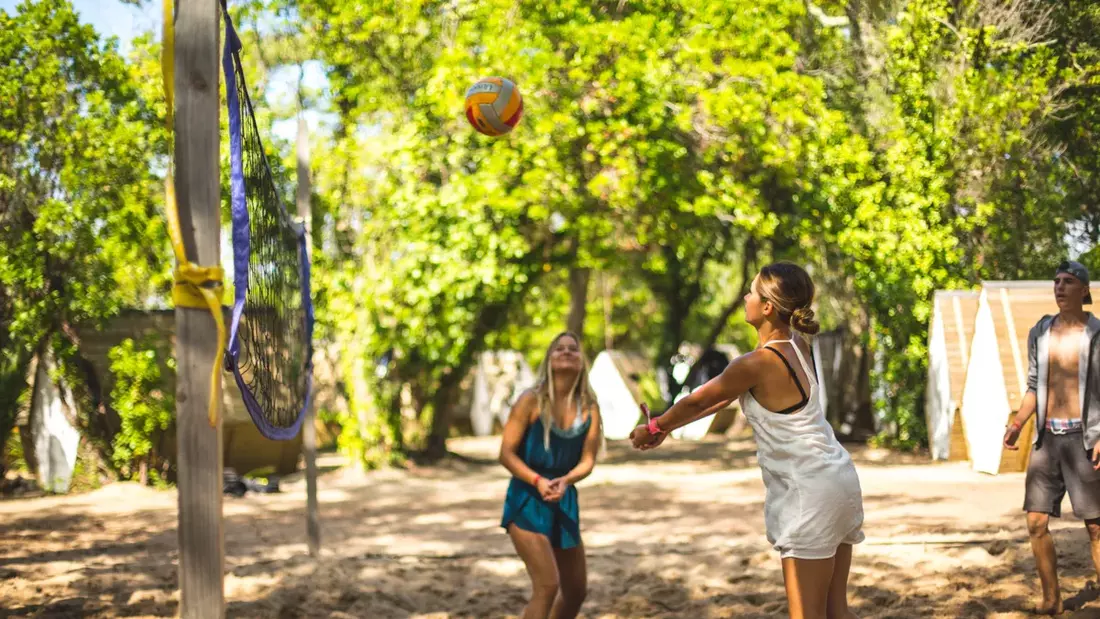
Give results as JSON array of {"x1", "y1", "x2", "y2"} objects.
[
  {"x1": 960, "y1": 281, "x2": 1055, "y2": 474},
  {"x1": 589, "y1": 350, "x2": 653, "y2": 440},
  {"x1": 925, "y1": 291, "x2": 980, "y2": 461}
]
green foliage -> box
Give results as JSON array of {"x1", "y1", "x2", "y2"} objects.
[
  {"x1": 800, "y1": 0, "x2": 1086, "y2": 447},
  {"x1": 0, "y1": 0, "x2": 170, "y2": 463},
  {"x1": 287, "y1": 0, "x2": 889, "y2": 459},
  {"x1": 0, "y1": 0, "x2": 170, "y2": 340},
  {"x1": 1080, "y1": 247, "x2": 1100, "y2": 276},
  {"x1": 236, "y1": 0, "x2": 1093, "y2": 453},
  {"x1": 5, "y1": 0, "x2": 1096, "y2": 465},
  {"x1": 108, "y1": 338, "x2": 175, "y2": 485},
  {"x1": 1048, "y1": 0, "x2": 1100, "y2": 250},
  {"x1": 0, "y1": 348, "x2": 32, "y2": 478},
  {"x1": 4, "y1": 426, "x2": 28, "y2": 475}
]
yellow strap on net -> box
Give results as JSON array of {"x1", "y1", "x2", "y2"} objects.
[{"x1": 163, "y1": 0, "x2": 226, "y2": 428}]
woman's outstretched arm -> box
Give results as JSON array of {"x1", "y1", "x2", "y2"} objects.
[{"x1": 631, "y1": 352, "x2": 764, "y2": 448}]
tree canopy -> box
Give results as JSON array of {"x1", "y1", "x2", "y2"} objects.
[{"x1": 2, "y1": 0, "x2": 1096, "y2": 476}]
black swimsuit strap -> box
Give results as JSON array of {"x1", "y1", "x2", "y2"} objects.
[{"x1": 761, "y1": 346, "x2": 809, "y2": 415}]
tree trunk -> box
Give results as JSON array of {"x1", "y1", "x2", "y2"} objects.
[
  {"x1": 655, "y1": 283, "x2": 690, "y2": 407},
  {"x1": 650, "y1": 243, "x2": 701, "y2": 408},
  {"x1": 424, "y1": 372, "x2": 463, "y2": 460},
  {"x1": 601, "y1": 271, "x2": 614, "y2": 350},
  {"x1": 566, "y1": 267, "x2": 590, "y2": 336},
  {"x1": 664, "y1": 239, "x2": 757, "y2": 406},
  {"x1": 423, "y1": 276, "x2": 541, "y2": 460},
  {"x1": 657, "y1": 311, "x2": 686, "y2": 407},
  {"x1": 701, "y1": 240, "x2": 757, "y2": 351}
]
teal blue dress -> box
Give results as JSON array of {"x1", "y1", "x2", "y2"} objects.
[{"x1": 501, "y1": 413, "x2": 592, "y2": 549}]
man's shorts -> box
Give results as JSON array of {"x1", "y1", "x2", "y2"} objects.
[{"x1": 1024, "y1": 429, "x2": 1100, "y2": 519}]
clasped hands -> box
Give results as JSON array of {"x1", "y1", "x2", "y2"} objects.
[{"x1": 534, "y1": 477, "x2": 571, "y2": 502}]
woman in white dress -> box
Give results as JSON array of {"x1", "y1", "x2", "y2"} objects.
[{"x1": 631, "y1": 262, "x2": 864, "y2": 619}]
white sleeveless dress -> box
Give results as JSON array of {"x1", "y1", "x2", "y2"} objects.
[{"x1": 739, "y1": 339, "x2": 865, "y2": 560}]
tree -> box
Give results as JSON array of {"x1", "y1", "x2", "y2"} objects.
[
  {"x1": 213, "y1": 0, "x2": 1094, "y2": 458},
  {"x1": 1046, "y1": 0, "x2": 1100, "y2": 253},
  {"x1": 288, "y1": 0, "x2": 857, "y2": 458},
  {"x1": 802, "y1": 0, "x2": 1077, "y2": 445},
  {"x1": 0, "y1": 0, "x2": 169, "y2": 468}
]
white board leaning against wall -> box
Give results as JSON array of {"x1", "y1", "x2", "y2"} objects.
[
  {"x1": 960, "y1": 281, "x2": 1052, "y2": 474},
  {"x1": 27, "y1": 352, "x2": 81, "y2": 493},
  {"x1": 925, "y1": 290, "x2": 980, "y2": 461}
]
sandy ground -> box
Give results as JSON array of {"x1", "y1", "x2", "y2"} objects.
[{"x1": 4, "y1": 436, "x2": 1100, "y2": 618}]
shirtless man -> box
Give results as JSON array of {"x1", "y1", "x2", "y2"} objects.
[{"x1": 1004, "y1": 260, "x2": 1100, "y2": 615}]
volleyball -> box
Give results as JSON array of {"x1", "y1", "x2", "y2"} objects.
[{"x1": 464, "y1": 77, "x2": 524, "y2": 137}]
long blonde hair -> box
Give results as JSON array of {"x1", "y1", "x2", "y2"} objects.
[{"x1": 533, "y1": 332, "x2": 600, "y2": 450}]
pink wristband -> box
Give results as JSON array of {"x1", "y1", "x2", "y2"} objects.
[
  {"x1": 532, "y1": 475, "x2": 542, "y2": 487},
  {"x1": 647, "y1": 418, "x2": 663, "y2": 436}
]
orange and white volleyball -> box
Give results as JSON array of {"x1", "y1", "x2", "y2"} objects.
[{"x1": 464, "y1": 77, "x2": 524, "y2": 137}]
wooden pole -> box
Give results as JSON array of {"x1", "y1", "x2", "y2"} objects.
[
  {"x1": 297, "y1": 112, "x2": 320, "y2": 557},
  {"x1": 602, "y1": 271, "x2": 614, "y2": 350},
  {"x1": 174, "y1": 0, "x2": 224, "y2": 616}
]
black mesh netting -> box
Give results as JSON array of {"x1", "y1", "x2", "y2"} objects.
[{"x1": 223, "y1": 9, "x2": 313, "y2": 439}]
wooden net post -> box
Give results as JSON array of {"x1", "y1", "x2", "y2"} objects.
[{"x1": 173, "y1": 0, "x2": 225, "y2": 615}]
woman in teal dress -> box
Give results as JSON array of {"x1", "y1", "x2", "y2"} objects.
[{"x1": 500, "y1": 331, "x2": 603, "y2": 619}]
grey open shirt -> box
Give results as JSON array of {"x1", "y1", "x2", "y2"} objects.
[{"x1": 1028, "y1": 313, "x2": 1100, "y2": 450}]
